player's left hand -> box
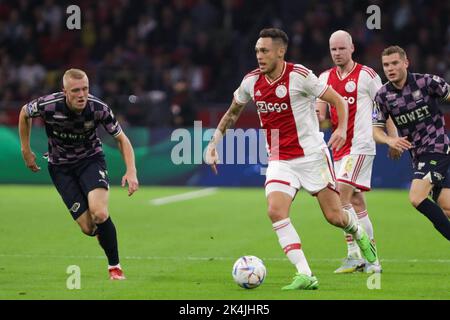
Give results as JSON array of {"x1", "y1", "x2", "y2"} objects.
[
  {"x1": 328, "y1": 127, "x2": 346, "y2": 151},
  {"x1": 122, "y1": 170, "x2": 139, "y2": 196}
]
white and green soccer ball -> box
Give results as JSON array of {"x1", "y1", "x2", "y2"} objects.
[{"x1": 232, "y1": 255, "x2": 266, "y2": 289}]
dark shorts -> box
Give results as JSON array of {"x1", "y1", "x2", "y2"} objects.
[
  {"x1": 48, "y1": 154, "x2": 109, "y2": 220},
  {"x1": 413, "y1": 153, "x2": 450, "y2": 201}
]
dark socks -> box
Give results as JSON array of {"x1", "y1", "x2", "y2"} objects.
[
  {"x1": 416, "y1": 198, "x2": 450, "y2": 241},
  {"x1": 96, "y1": 217, "x2": 119, "y2": 265}
]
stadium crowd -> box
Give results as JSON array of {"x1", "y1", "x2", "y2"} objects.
[{"x1": 0, "y1": 0, "x2": 449, "y2": 127}]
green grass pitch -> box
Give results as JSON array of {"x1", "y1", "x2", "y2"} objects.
[{"x1": 0, "y1": 185, "x2": 449, "y2": 300}]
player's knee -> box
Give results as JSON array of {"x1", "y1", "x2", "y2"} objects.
[
  {"x1": 324, "y1": 209, "x2": 346, "y2": 227},
  {"x1": 267, "y1": 203, "x2": 288, "y2": 222},
  {"x1": 91, "y1": 209, "x2": 109, "y2": 224},
  {"x1": 351, "y1": 198, "x2": 364, "y2": 211},
  {"x1": 409, "y1": 194, "x2": 426, "y2": 208}
]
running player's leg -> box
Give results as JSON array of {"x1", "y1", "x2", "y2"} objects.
[
  {"x1": 265, "y1": 162, "x2": 318, "y2": 290},
  {"x1": 351, "y1": 192, "x2": 381, "y2": 273},
  {"x1": 436, "y1": 188, "x2": 450, "y2": 219},
  {"x1": 410, "y1": 179, "x2": 450, "y2": 241},
  {"x1": 333, "y1": 182, "x2": 365, "y2": 273},
  {"x1": 302, "y1": 150, "x2": 377, "y2": 264},
  {"x1": 410, "y1": 152, "x2": 450, "y2": 241},
  {"x1": 76, "y1": 210, "x2": 97, "y2": 236},
  {"x1": 334, "y1": 155, "x2": 378, "y2": 272},
  {"x1": 316, "y1": 187, "x2": 377, "y2": 264},
  {"x1": 78, "y1": 155, "x2": 125, "y2": 279}
]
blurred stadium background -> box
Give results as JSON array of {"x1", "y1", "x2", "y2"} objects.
[
  {"x1": 1, "y1": 0, "x2": 450, "y2": 301},
  {"x1": 0, "y1": 0, "x2": 449, "y2": 187}
]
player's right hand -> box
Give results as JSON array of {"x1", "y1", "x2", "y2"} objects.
[
  {"x1": 22, "y1": 150, "x2": 41, "y2": 172},
  {"x1": 328, "y1": 127, "x2": 346, "y2": 151},
  {"x1": 387, "y1": 136, "x2": 412, "y2": 152},
  {"x1": 205, "y1": 143, "x2": 219, "y2": 175}
]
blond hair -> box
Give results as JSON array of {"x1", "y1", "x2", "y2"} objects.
[
  {"x1": 381, "y1": 45, "x2": 407, "y2": 60},
  {"x1": 63, "y1": 68, "x2": 88, "y2": 88}
]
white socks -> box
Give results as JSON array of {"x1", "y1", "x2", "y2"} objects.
[
  {"x1": 343, "y1": 205, "x2": 364, "y2": 240},
  {"x1": 357, "y1": 210, "x2": 374, "y2": 240},
  {"x1": 272, "y1": 218, "x2": 312, "y2": 276}
]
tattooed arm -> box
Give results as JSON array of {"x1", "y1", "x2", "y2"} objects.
[{"x1": 205, "y1": 98, "x2": 246, "y2": 174}]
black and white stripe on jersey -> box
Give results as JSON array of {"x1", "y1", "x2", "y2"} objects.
[
  {"x1": 88, "y1": 97, "x2": 108, "y2": 107},
  {"x1": 39, "y1": 97, "x2": 64, "y2": 106}
]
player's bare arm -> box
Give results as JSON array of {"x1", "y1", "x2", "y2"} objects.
[
  {"x1": 373, "y1": 125, "x2": 412, "y2": 152},
  {"x1": 319, "y1": 86, "x2": 347, "y2": 150},
  {"x1": 18, "y1": 105, "x2": 40, "y2": 172},
  {"x1": 115, "y1": 131, "x2": 139, "y2": 196},
  {"x1": 205, "y1": 98, "x2": 246, "y2": 174},
  {"x1": 315, "y1": 100, "x2": 328, "y2": 123}
]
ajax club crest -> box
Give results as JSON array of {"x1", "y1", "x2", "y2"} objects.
[
  {"x1": 345, "y1": 80, "x2": 356, "y2": 93},
  {"x1": 275, "y1": 85, "x2": 287, "y2": 98}
]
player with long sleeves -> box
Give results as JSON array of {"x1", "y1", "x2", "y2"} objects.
[{"x1": 205, "y1": 28, "x2": 378, "y2": 290}]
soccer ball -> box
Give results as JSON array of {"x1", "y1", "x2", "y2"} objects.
[{"x1": 232, "y1": 255, "x2": 266, "y2": 289}]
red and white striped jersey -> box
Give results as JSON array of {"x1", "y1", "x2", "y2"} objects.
[
  {"x1": 318, "y1": 63, "x2": 382, "y2": 161},
  {"x1": 234, "y1": 62, "x2": 329, "y2": 161}
]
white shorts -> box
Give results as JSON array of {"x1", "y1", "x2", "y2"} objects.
[
  {"x1": 334, "y1": 154, "x2": 374, "y2": 192},
  {"x1": 265, "y1": 148, "x2": 337, "y2": 198}
]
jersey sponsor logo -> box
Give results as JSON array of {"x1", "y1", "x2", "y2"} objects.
[
  {"x1": 275, "y1": 85, "x2": 287, "y2": 98},
  {"x1": 345, "y1": 80, "x2": 357, "y2": 93},
  {"x1": 52, "y1": 130, "x2": 86, "y2": 140},
  {"x1": 394, "y1": 105, "x2": 431, "y2": 126},
  {"x1": 256, "y1": 101, "x2": 289, "y2": 114},
  {"x1": 343, "y1": 96, "x2": 356, "y2": 105}
]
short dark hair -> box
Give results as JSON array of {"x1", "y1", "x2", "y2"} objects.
[
  {"x1": 259, "y1": 28, "x2": 289, "y2": 47},
  {"x1": 382, "y1": 45, "x2": 407, "y2": 60}
]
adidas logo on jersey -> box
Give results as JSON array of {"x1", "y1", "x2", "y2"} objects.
[{"x1": 255, "y1": 90, "x2": 262, "y2": 96}]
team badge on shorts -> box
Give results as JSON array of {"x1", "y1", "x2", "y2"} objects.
[
  {"x1": 70, "y1": 202, "x2": 81, "y2": 213},
  {"x1": 345, "y1": 80, "x2": 356, "y2": 93},
  {"x1": 345, "y1": 157, "x2": 354, "y2": 172},
  {"x1": 99, "y1": 170, "x2": 107, "y2": 179},
  {"x1": 275, "y1": 85, "x2": 287, "y2": 98}
]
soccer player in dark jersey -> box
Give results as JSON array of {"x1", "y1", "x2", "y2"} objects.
[
  {"x1": 373, "y1": 46, "x2": 450, "y2": 241},
  {"x1": 18, "y1": 69, "x2": 139, "y2": 279}
]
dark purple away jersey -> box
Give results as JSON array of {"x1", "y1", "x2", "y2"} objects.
[
  {"x1": 373, "y1": 72, "x2": 450, "y2": 162},
  {"x1": 26, "y1": 92, "x2": 122, "y2": 164}
]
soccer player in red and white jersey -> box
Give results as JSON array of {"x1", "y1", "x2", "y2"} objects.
[
  {"x1": 316, "y1": 31, "x2": 398, "y2": 273},
  {"x1": 205, "y1": 28, "x2": 378, "y2": 290}
]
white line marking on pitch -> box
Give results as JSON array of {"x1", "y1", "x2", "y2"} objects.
[
  {"x1": 149, "y1": 188, "x2": 218, "y2": 206},
  {"x1": 0, "y1": 254, "x2": 449, "y2": 264}
]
